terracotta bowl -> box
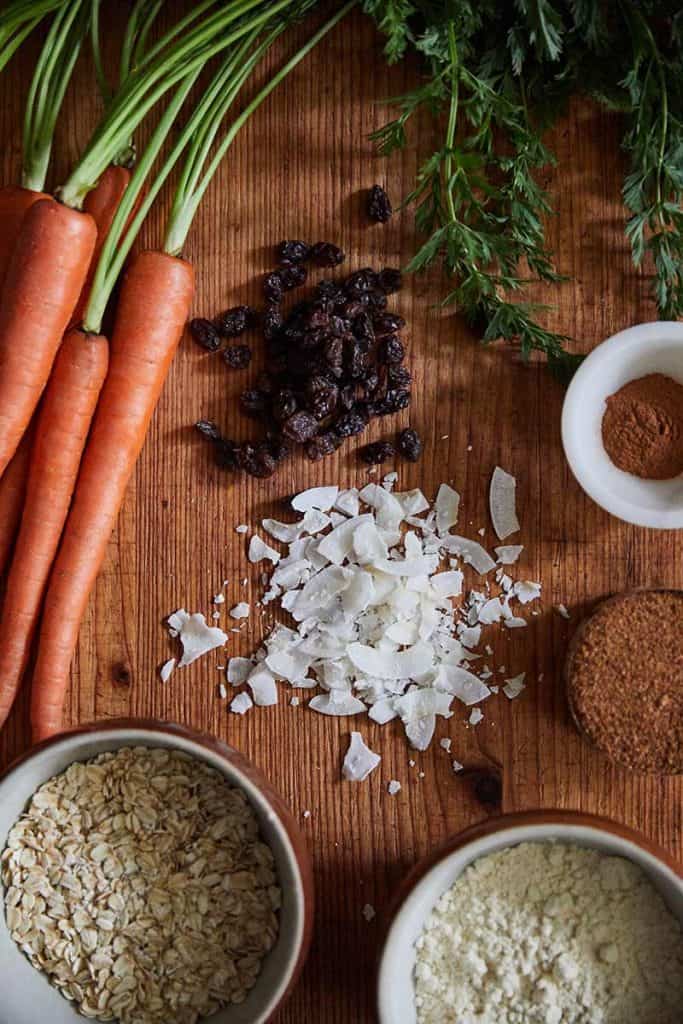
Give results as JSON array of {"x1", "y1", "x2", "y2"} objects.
[
  {"x1": 377, "y1": 810, "x2": 683, "y2": 1024},
  {"x1": 0, "y1": 719, "x2": 314, "y2": 1024}
]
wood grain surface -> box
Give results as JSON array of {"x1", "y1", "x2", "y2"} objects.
[{"x1": 1, "y1": 5, "x2": 681, "y2": 1022}]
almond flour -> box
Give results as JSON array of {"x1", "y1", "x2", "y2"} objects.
[{"x1": 414, "y1": 842, "x2": 683, "y2": 1024}]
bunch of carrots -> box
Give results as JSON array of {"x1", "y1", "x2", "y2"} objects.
[{"x1": 0, "y1": 0, "x2": 352, "y2": 743}]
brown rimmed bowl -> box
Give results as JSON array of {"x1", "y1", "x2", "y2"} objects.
[
  {"x1": 377, "y1": 809, "x2": 683, "y2": 1024},
  {"x1": 0, "y1": 719, "x2": 314, "y2": 1024}
]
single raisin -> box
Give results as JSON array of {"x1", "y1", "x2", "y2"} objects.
[
  {"x1": 376, "y1": 388, "x2": 411, "y2": 416},
  {"x1": 378, "y1": 268, "x2": 402, "y2": 294},
  {"x1": 360, "y1": 440, "x2": 396, "y2": 464},
  {"x1": 214, "y1": 438, "x2": 241, "y2": 469},
  {"x1": 373, "y1": 313, "x2": 406, "y2": 336},
  {"x1": 310, "y1": 241, "x2": 345, "y2": 267},
  {"x1": 367, "y1": 184, "x2": 392, "y2": 223},
  {"x1": 367, "y1": 290, "x2": 388, "y2": 313},
  {"x1": 277, "y1": 239, "x2": 311, "y2": 265},
  {"x1": 307, "y1": 377, "x2": 338, "y2": 420},
  {"x1": 335, "y1": 406, "x2": 369, "y2": 438},
  {"x1": 344, "y1": 268, "x2": 377, "y2": 297},
  {"x1": 240, "y1": 389, "x2": 268, "y2": 415},
  {"x1": 388, "y1": 365, "x2": 412, "y2": 388},
  {"x1": 263, "y1": 307, "x2": 284, "y2": 341},
  {"x1": 189, "y1": 317, "x2": 221, "y2": 352},
  {"x1": 267, "y1": 436, "x2": 291, "y2": 463},
  {"x1": 263, "y1": 272, "x2": 284, "y2": 303},
  {"x1": 362, "y1": 369, "x2": 380, "y2": 396},
  {"x1": 272, "y1": 389, "x2": 298, "y2": 422},
  {"x1": 279, "y1": 264, "x2": 308, "y2": 290},
  {"x1": 195, "y1": 420, "x2": 222, "y2": 442},
  {"x1": 378, "y1": 336, "x2": 405, "y2": 365},
  {"x1": 222, "y1": 344, "x2": 252, "y2": 369},
  {"x1": 352, "y1": 312, "x2": 374, "y2": 343},
  {"x1": 282, "y1": 410, "x2": 319, "y2": 443},
  {"x1": 397, "y1": 427, "x2": 423, "y2": 462},
  {"x1": 316, "y1": 279, "x2": 344, "y2": 304},
  {"x1": 242, "y1": 442, "x2": 277, "y2": 478},
  {"x1": 214, "y1": 305, "x2": 255, "y2": 337},
  {"x1": 305, "y1": 432, "x2": 341, "y2": 461}
]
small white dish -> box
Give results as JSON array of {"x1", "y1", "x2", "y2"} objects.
[
  {"x1": 0, "y1": 720, "x2": 314, "y2": 1024},
  {"x1": 377, "y1": 810, "x2": 683, "y2": 1024},
  {"x1": 561, "y1": 321, "x2": 683, "y2": 528}
]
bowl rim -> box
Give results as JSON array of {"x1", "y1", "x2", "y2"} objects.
[
  {"x1": 377, "y1": 808, "x2": 683, "y2": 1021},
  {"x1": 0, "y1": 717, "x2": 314, "y2": 1024},
  {"x1": 561, "y1": 319, "x2": 683, "y2": 529}
]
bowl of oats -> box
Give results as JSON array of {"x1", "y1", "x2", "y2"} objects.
[{"x1": 0, "y1": 719, "x2": 313, "y2": 1024}]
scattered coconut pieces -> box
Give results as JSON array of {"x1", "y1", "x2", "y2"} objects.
[
  {"x1": 452, "y1": 759, "x2": 464, "y2": 773},
  {"x1": 342, "y1": 732, "x2": 382, "y2": 782},
  {"x1": 235, "y1": 524, "x2": 248, "y2": 534},
  {"x1": 556, "y1": 603, "x2": 571, "y2": 620},
  {"x1": 469, "y1": 708, "x2": 483, "y2": 726},
  {"x1": 435, "y1": 483, "x2": 460, "y2": 535},
  {"x1": 229, "y1": 602, "x2": 250, "y2": 620},
  {"x1": 362, "y1": 903, "x2": 376, "y2": 923},
  {"x1": 387, "y1": 780, "x2": 401, "y2": 796},
  {"x1": 503, "y1": 672, "x2": 526, "y2": 699},
  {"x1": 227, "y1": 657, "x2": 252, "y2": 684},
  {"x1": 248, "y1": 535, "x2": 280, "y2": 565},
  {"x1": 166, "y1": 610, "x2": 227, "y2": 668},
  {"x1": 489, "y1": 467, "x2": 520, "y2": 541},
  {"x1": 440, "y1": 738, "x2": 452, "y2": 753},
  {"x1": 159, "y1": 658, "x2": 176, "y2": 683},
  {"x1": 230, "y1": 692, "x2": 253, "y2": 715}
]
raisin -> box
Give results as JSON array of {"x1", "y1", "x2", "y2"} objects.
[
  {"x1": 367, "y1": 184, "x2": 393, "y2": 223},
  {"x1": 378, "y1": 336, "x2": 405, "y2": 365},
  {"x1": 263, "y1": 307, "x2": 284, "y2": 341},
  {"x1": 307, "y1": 377, "x2": 338, "y2": 420},
  {"x1": 279, "y1": 264, "x2": 308, "y2": 290},
  {"x1": 397, "y1": 427, "x2": 423, "y2": 462},
  {"x1": 240, "y1": 389, "x2": 268, "y2": 415},
  {"x1": 316, "y1": 279, "x2": 344, "y2": 304},
  {"x1": 373, "y1": 313, "x2": 406, "y2": 336},
  {"x1": 195, "y1": 420, "x2": 222, "y2": 442},
  {"x1": 277, "y1": 239, "x2": 310, "y2": 265},
  {"x1": 222, "y1": 344, "x2": 252, "y2": 369},
  {"x1": 267, "y1": 436, "x2": 291, "y2": 463},
  {"x1": 352, "y1": 312, "x2": 374, "y2": 343},
  {"x1": 189, "y1": 317, "x2": 221, "y2": 352},
  {"x1": 376, "y1": 388, "x2": 411, "y2": 416},
  {"x1": 263, "y1": 272, "x2": 284, "y2": 303},
  {"x1": 388, "y1": 365, "x2": 412, "y2": 388},
  {"x1": 344, "y1": 268, "x2": 377, "y2": 297},
  {"x1": 362, "y1": 370, "x2": 380, "y2": 396},
  {"x1": 242, "y1": 442, "x2": 277, "y2": 478},
  {"x1": 378, "y1": 268, "x2": 402, "y2": 294},
  {"x1": 282, "y1": 410, "x2": 319, "y2": 443},
  {"x1": 215, "y1": 305, "x2": 255, "y2": 337},
  {"x1": 335, "y1": 406, "x2": 369, "y2": 438},
  {"x1": 367, "y1": 290, "x2": 388, "y2": 313},
  {"x1": 272, "y1": 389, "x2": 298, "y2": 422},
  {"x1": 310, "y1": 241, "x2": 345, "y2": 267},
  {"x1": 214, "y1": 438, "x2": 241, "y2": 470},
  {"x1": 360, "y1": 440, "x2": 395, "y2": 464},
  {"x1": 324, "y1": 336, "x2": 344, "y2": 374},
  {"x1": 305, "y1": 432, "x2": 341, "y2": 461}
]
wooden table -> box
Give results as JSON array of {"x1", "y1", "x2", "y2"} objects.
[{"x1": 1, "y1": 6, "x2": 681, "y2": 1021}]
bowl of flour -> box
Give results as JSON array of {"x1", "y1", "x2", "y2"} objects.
[{"x1": 377, "y1": 810, "x2": 683, "y2": 1024}]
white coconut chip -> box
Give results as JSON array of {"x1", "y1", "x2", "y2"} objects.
[
  {"x1": 434, "y1": 483, "x2": 460, "y2": 535},
  {"x1": 503, "y1": 672, "x2": 526, "y2": 699},
  {"x1": 495, "y1": 545, "x2": 524, "y2": 565},
  {"x1": 248, "y1": 535, "x2": 280, "y2": 565},
  {"x1": 469, "y1": 708, "x2": 484, "y2": 726},
  {"x1": 159, "y1": 658, "x2": 176, "y2": 683},
  {"x1": 440, "y1": 737, "x2": 452, "y2": 753},
  {"x1": 489, "y1": 466, "x2": 520, "y2": 540},
  {"x1": 227, "y1": 657, "x2": 252, "y2": 685},
  {"x1": 334, "y1": 488, "x2": 360, "y2": 517},
  {"x1": 342, "y1": 732, "x2": 381, "y2": 781},
  {"x1": 309, "y1": 691, "x2": 366, "y2": 717},
  {"x1": 235, "y1": 524, "x2": 248, "y2": 534},
  {"x1": 247, "y1": 667, "x2": 278, "y2": 706},
  {"x1": 555, "y1": 603, "x2": 571, "y2": 620},
  {"x1": 362, "y1": 904, "x2": 376, "y2": 922},
  {"x1": 291, "y1": 485, "x2": 339, "y2": 513},
  {"x1": 452, "y1": 759, "x2": 464, "y2": 773},
  {"x1": 387, "y1": 780, "x2": 401, "y2": 796},
  {"x1": 440, "y1": 535, "x2": 496, "y2": 575},
  {"x1": 230, "y1": 692, "x2": 253, "y2": 715},
  {"x1": 229, "y1": 602, "x2": 250, "y2": 620},
  {"x1": 513, "y1": 580, "x2": 542, "y2": 604},
  {"x1": 166, "y1": 610, "x2": 228, "y2": 668},
  {"x1": 436, "y1": 666, "x2": 491, "y2": 706}
]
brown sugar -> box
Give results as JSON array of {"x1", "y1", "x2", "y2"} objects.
[
  {"x1": 566, "y1": 590, "x2": 683, "y2": 774},
  {"x1": 601, "y1": 373, "x2": 683, "y2": 479}
]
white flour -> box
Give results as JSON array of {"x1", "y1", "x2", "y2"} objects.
[{"x1": 414, "y1": 842, "x2": 683, "y2": 1024}]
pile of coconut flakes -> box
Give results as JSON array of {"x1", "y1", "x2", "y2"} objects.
[{"x1": 162, "y1": 475, "x2": 542, "y2": 778}]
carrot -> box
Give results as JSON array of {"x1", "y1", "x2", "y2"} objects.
[
  {"x1": 31, "y1": 252, "x2": 194, "y2": 740},
  {"x1": 0, "y1": 427, "x2": 34, "y2": 577},
  {"x1": 0, "y1": 329, "x2": 108, "y2": 731},
  {"x1": 0, "y1": 186, "x2": 50, "y2": 286},
  {"x1": 0, "y1": 200, "x2": 97, "y2": 478}
]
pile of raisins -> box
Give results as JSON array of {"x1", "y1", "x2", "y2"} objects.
[{"x1": 192, "y1": 238, "x2": 422, "y2": 478}]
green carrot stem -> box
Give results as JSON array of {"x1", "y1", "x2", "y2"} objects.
[
  {"x1": 0, "y1": 0, "x2": 61, "y2": 74},
  {"x1": 59, "y1": 0, "x2": 296, "y2": 209},
  {"x1": 21, "y1": 0, "x2": 89, "y2": 191},
  {"x1": 164, "y1": 0, "x2": 357, "y2": 255}
]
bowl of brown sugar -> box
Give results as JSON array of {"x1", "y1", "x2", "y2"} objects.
[{"x1": 562, "y1": 321, "x2": 683, "y2": 527}]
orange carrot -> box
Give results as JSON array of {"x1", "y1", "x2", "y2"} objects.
[
  {"x1": 31, "y1": 251, "x2": 194, "y2": 740},
  {"x1": 0, "y1": 199, "x2": 96, "y2": 478},
  {"x1": 0, "y1": 186, "x2": 51, "y2": 287},
  {"x1": 0, "y1": 329, "x2": 108, "y2": 730},
  {"x1": 0, "y1": 427, "x2": 34, "y2": 577}
]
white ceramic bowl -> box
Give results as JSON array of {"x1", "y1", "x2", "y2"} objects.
[
  {"x1": 377, "y1": 810, "x2": 683, "y2": 1024},
  {"x1": 561, "y1": 321, "x2": 683, "y2": 528},
  {"x1": 0, "y1": 720, "x2": 314, "y2": 1024}
]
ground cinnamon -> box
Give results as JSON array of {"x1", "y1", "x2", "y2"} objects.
[{"x1": 601, "y1": 373, "x2": 683, "y2": 479}]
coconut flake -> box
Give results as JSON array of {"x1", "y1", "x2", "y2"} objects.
[
  {"x1": 248, "y1": 667, "x2": 278, "y2": 706},
  {"x1": 229, "y1": 602, "x2": 250, "y2": 620},
  {"x1": 230, "y1": 692, "x2": 253, "y2": 715},
  {"x1": 503, "y1": 672, "x2": 526, "y2": 699},
  {"x1": 335, "y1": 488, "x2": 360, "y2": 517},
  {"x1": 292, "y1": 486, "x2": 339, "y2": 513},
  {"x1": 342, "y1": 732, "x2": 381, "y2": 781},
  {"x1": 555, "y1": 603, "x2": 571, "y2": 620},
  {"x1": 362, "y1": 903, "x2": 376, "y2": 922},
  {"x1": 167, "y1": 610, "x2": 228, "y2": 668},
  {"x1": 430, "y1": 570, "x2": 464, "y2": 598},
  {"x1": 248, "y1": 535, "x2": 280, "y2": 565},
  {"x1": 469, "y1": 708, "x2": 483, "y2": 726},
  {"x1": 435, "y1": 483, "x2": 460, "y2": 535},
  {"x1": 513, "y1": 580, "x2": 542, "y2": 605},
  {"x1": 452, "y1": 759, "x2": 464, "y2": 773},
  {"x1": 440, "y1": 737, "x2": 452, "y2": 753},
  {"x1": 440, "y1": 535, "x2": 496, "y2": 575},
  {"x1": 159, "y1": 658, "x2": 176, "y2": 683},
  {"x1": 309, "y1": 691, "x2": 366, "y2": 716},
  {"x1": 495, "y1": 545, "x2": 524, "y2": 565},
  {"x1": 227, "y1": 657, "x2": 252, "y2": 684},
  {"x1": 489, "y1": 467, "x2": 520, "y2": 540},
  {"x1": 348, "y1": 641, "x2": 434, "y2": 680},
  {"x1": 436, "y1": 665, "x2": 491, "y2": 706},
  {"x1": 387, "y1": 780, "x2": 401, "y2": 796}
]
